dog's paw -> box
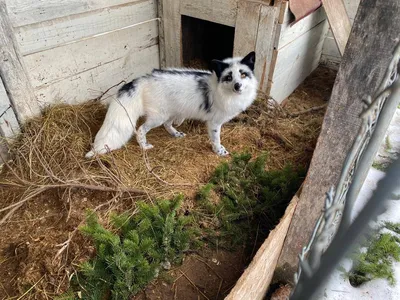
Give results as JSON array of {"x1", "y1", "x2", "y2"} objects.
[
  {"x1": 142, "y1": 143, "x2": 154, "y2": 150},
  {"x1": 173, "y1": 131, "x2": 186, "y2": 138},
  {"x1": 213, "y1": 145, "x2": 229, "y2": 157}
]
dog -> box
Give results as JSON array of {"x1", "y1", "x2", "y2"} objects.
[{"x1": 85, "y1": 51, "x2": 258, "y2": 158}]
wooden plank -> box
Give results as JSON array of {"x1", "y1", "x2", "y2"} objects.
[
  {"x1": 24, "y1": 20, "x2": 158, "y2": 88},
  {"x1": 255, "y1": 5, "x2": 279, "y2": 91},
  {"x1": 14, "y1": 0, "x2": 157, "y2": 55},
  {"x1": 321, "y1": 0, "x2": 351, "y2": 55},
  {"x1": 157, "y1": 0, "x2": 166, "y2": 68},
  {"x1": 6, "y1": 0, "x2": 144, "y2": 27},
  {"x1": 33, "y1": 45, "x2": 159, "y2": 104},
  {"x1": 226, "y1": 195, "x2": 299, "y2": 300},
  {"x1": 269, "y1": 20, "x2": 328, "y2": 103},
  {"x1": 276, "y1": 6, "x2": 326, "y2": 49},
  {"x1": 233, "y1": 1, "x2": 261, "y2": 57},
  {"x1": 275, "y1": 0, "x2": 400, "y2": 284},
  {"x1": 180, "y1": 0, "x2": 238, "y2": 27},
  {"x1": 162, "y1": 0, "x2": 181, "y2": 66},
  {"x1": 0, "y1": 0, "x2": 39, "y2": 122},
  {"x1": 0, "y1": 78, "x2": 19, "y2": 138}
]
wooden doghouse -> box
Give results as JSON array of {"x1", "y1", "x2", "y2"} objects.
[{"x1": 159, "y1": 0, "x2": 329, "y2": 103}]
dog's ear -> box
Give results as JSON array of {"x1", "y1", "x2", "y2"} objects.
[
  {"x1": 211, "y1": 60, "x2": 229, "y2": 79},
  {"x1": 240, "y1": 51, "x2": 256, "y2": 71}
]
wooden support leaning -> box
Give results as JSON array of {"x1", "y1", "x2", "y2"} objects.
[
  {"x1": 0, "y1": 0, "x2": 40, "y2": 122},
  {"x1": 321, "y1": 0, "x2": 351, "y2": 55},
  {"x1": 274, "y1": 0, "x2": 400, "y2": 284}
]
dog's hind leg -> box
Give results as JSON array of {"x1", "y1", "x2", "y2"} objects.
[
  {"x1": 137, "y1": 117, "x2": 165, "y2": 150},
  {"x1": 163, "y1": 119, "x2": 186, "y2": 138}
]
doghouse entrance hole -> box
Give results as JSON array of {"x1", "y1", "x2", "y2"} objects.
[{"x1": 181, "y1": 15, "x2": 235, "y2": 69}]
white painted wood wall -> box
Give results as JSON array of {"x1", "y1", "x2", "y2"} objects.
[
  {"x1": 4, "y1": 0, "x2": 160, "y2": 105},
  {"x1": 267, "y1": 2, "x2": 329, "y2": 102},
  {"x1": 321, "y1": 0, "x2": 361, "y2": 69}
]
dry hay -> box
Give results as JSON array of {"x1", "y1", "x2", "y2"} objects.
[{"x1": 0, "y1": 66, "x2": 336, "y2": 298}]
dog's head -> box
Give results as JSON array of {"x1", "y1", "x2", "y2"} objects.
[{"x1": 211, "y1": 51, "x2": 257, "y2": 95}]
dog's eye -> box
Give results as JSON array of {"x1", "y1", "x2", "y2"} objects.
[
  {"x1": 227, "y1": 75, "x2": 232, "y2": 81},
  {"x1": 241, "y1": 73, "x2": 247, "y2": 79}
]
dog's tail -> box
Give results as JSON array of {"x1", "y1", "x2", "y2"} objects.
[{"x1": 85, "y1": 85, "x2": 144, "y2": 158}]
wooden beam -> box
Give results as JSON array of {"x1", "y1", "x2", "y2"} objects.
[
  {"x1": 226, "y1": 195, "x2": 299, "y2": 300},
  {"x1": 157, "y1": 0, "x2": 166, "y2": 68},
  {"x1": 233, "y1": 1, "x2": 261, "y2": 57},
  {"x1": 0, "y1": 0, "x2": 40, "y2": 122},
  {"x1": 162, "y1": 0, "x2": 181, "y2": 66},
  {"x1": 274, "y1": 0, "x2": 400, "y2": 284},
  {"x1": 321, "y1": 0, "x2": 351, "y2": 55},
  {"x1": 255, "y1": 4, "x2": 279, "y2": 91},
  {"x1": 0, "y1": 77, "x2": 19, "y2": 138}
]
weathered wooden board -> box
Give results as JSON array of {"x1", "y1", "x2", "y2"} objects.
[
  {"x1": 321, "y1": 0, "x2": 360, "y2": 68},
  {"x1": 0, "y1": 0, "x2": 40, "y2": 122},
  {"x1": 33, "y1": 45, "x2": 159, "y2": 105},
  {"x1": 162, "y1": 0, "x2": 181, "y2": 66},
  {"x1": 275, "y1": 6, "x2": 326, "y2": 49},
  {"x1": 0, "y1": 78, "x2": 19, "y2": 138},
  {"x1": 275, "y1": 0, "x2": 400, "y2": 283},
  {"x1": 157, "y1": 0, "x2": 166, "y2": 68},
  {"x1": 180, "y1": 0, "x2": 238, "y2": 27},
  {"x1": 255, "y1": 5, "x2": 279, "y2": 91},
  {"x1": 226, "y1": 195, "x2": 299, "y2": 300},
  {"x1": 233, "y1": 1, "x2": 261, "y2": 57},
  {"x1": 14, "y1": 0, "x2": 157, "y2": 55},
  {"x1": 321, "y1": 0, "x2": 351, "y2": 55},
  {"x1": 6, "y1": 0, "x2": 144, "y2": 27},
  {"x1": 268, "y1": 20, "x2": 328, "y2": 102},
  {"x1": 24, "y1": 20, "x2": 158, "y2": 88}
]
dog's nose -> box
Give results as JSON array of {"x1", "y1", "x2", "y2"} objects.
[{"x1": 234, "y1": 83, "x2": 242, "y2": 91}]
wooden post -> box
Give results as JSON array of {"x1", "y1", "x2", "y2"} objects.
[
  {"x1": 321, "y1": 0, "x2": 352, "y2": 55},
  {"x1": 162, "y1": 0, "x2": 182, "y2": 67},
  {"x1": 0, "y1": 0, "x2": 40, "y2": 122},
  {"x1": 274, "y1": 0, "x2": 400, "y2": 284},
  {"x1": 157, "y1": 0, "x2": 166, "y2": 68}
]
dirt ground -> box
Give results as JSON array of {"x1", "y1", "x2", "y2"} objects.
[{"x1": 0, "y1": 66, "x2": 336, "y2": 300}]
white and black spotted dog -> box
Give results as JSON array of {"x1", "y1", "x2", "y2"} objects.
[{"x1": 85, "y1": 51, "x2": 258, "y2": 158}]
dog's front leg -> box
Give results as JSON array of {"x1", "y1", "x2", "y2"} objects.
[{"x1": 207, "y1": 122, "x2": 229, "y2": 156}]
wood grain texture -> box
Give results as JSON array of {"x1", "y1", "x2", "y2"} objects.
[
  {"x1": 157, "y1": 0, "x2": 166, "y2": 68},
  {"x1": 255, "y1": 4, "x2": 279, "y2": 91},
  {"x1": 24, "y1": 21, "x2": 159, "y2": 104},
  {"x1": 321, "y1": 0, "x2": 351, "y2": 55},
  {"x1": 233, "y1": 1, "x2": 261, "y2": 57},
  {"x1": 24, "y1": 20, "x2": 158, "y2": 88},
  {"x1": 275, "y1": 0, "x2": 400, "y2": 283},
  {"x1": 162, "y1": 0, "x2": 181, "y2": 66},
  {"x1": 14, "y1": 0, "x2": 157, "y2": 55},
  {"x1": 33, "y1": 45, "x2": 159, "y2": 105},
  {"x1": 226, "y1": 195, "x2": 299, "y2": 300},
  {"x1": 276, "y1": 6, "x2": 326, "y2": 49},
  {"x1": 180, "y1": 0, "x2": 238, "y2": 27},
  {"x1": 269, "y1": 20, "x2": 328, "y2": 103},
  {"x1": 0, "y1": 78, "x2": 19, "y2": 138},
  {"x1": 0, "y1": 0, "x2": 39, "y2": 122},
  {"x1": 6, "y1": 0, "x2": 142, "y2": 27}
]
